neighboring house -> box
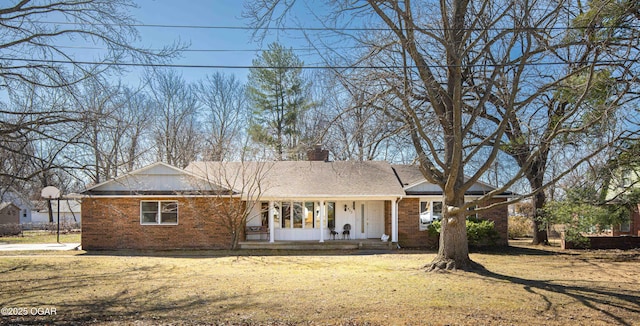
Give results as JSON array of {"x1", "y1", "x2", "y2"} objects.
[
  {"x1": 31, "y1": 199, "x2": 82, "y2": 225},
  {"x1": 0, "y1": 202, "x2": 20, "y2": 225},
  {"x1": 80, "y1": 155, "x2": 511, "y2": 250},
  {"x1": 603, "y1": 168, "x2": 640, "y2": 237},
  {"x1": 1, "y1": 190, "x2": 32, "y2": 224}
]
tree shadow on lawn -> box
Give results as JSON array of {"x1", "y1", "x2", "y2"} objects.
[
  {"x1": 0, "y1": 261, "x2": 258, "y2": 325},
  {"x1": 468, "y1": 265, "x2": 640, "y2": 326}
]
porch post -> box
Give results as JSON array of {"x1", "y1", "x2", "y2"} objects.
[
  {"x1": 269, "y1": 201, "x2": 275, "y2": 243},
  {"x1": 391, "y1": 198, "x2": 398, "y2": 243},
  {"x1": 319, "y1": 200, "x2": 325, "y2": 243}
]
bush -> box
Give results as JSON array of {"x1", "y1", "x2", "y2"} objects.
[
  {"x1": 508, "y1": 215, "x2": 533, "y2": 239},
  {"x1": 0, "y1": 224, "x2": 22, "y2": 236},
  {"x1": 427, "y1": 218, "x2": 500, "y2": 247},
  {"x1": 563, "y1": 228, "x2": 591, "y2": 249}
]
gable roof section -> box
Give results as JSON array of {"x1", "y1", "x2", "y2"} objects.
[
  {"x1": 392, "y1": 164, "x2": 513, "y2": 196},
  {"x1": 0, "y1": 202, "x2": 19, "y2": 212},
  {"x1": 83, "y1": 162, "x2": 231, "y2": 196},
  {"x1": 186, "y1": 161, "x2": 405, "y2": 199}
]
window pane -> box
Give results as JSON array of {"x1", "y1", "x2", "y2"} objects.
[
  {"x1": 433, "y1": 201, "x2": 443, "y2": 220},
  {"x1": 466, "y1": 203, "x2": 477, "y2": 220},
  {"x1": 304, "y1": 202, "x2": 314, "y2": 229},
  {"x1": 160, "y1": 202, "x2": 178, "y2": 224},
  {"x1": 314, "y1": 202, "x2": 321, "y2": 228},
  {"x1": 620, "y1": 220, "x2": 631, "y2": 232},
  {"x1": 282, "y1": 202, "x2": 291, "y2": 228},
  {"x1": 292, "y1": 202, "x2": 303, "y2": 228},
  {"x1": 141, "y1": 202, "x2": 158, "y2": 223},
  {"x1": 419, "y1": 201, "x2": 432, "y2": 228},
  {"x1": 261, "y1": 202, "x2": 269, "y2": 226},
  {"x1": 273, "y1": 202, "x2": 281, "y2": 228},
  {"x1": 142, "y1": 212, "x2": 157, "y2": 223},
  {"x1": 327, "y1": 202, "x2": 335, "y2": 229}
]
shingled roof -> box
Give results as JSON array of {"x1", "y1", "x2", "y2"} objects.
[{"x1": 185, "y1": 161, "x2": 405, "y2": 199}]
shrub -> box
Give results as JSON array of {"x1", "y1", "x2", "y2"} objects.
[
  {"x1": 0, "y1": 224, "x2": 22, "y2": 236},
  {"x1": 563, "y1": 228, "x2": 591, "y2": 249},
  {"x1": 508, "y1": 215, "x2": 533, "y2": 239},
  {"x1": 427, "y1": 218, "x2": 500, "y2": 247}
]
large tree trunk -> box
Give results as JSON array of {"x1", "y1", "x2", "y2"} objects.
[
  {"x1": 425, "y1": 195, "x2": 480, "y2": 272},
  {"x1": 529, "y1": 174, "x2": 549, "y2": 245},
  {"x1": 531, "y1": 190, "x2": 549, "y2": 245}
]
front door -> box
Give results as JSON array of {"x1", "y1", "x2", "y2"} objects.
[
  {"x1": 366, "y1": 201, "x2": 385, "y2": 239},
  {"x1": 354, "y1": 201, "x2": 385, "y2": 239}
]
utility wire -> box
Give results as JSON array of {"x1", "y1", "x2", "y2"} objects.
[
  {"x1": 37, "y1": 21, "x2": 640, "y2": 32},
  {"x1": 2, "y1": 57, "x2": 637, "y2": 70}
]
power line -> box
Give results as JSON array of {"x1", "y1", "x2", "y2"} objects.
[
  {"x1": 1, "y1": 57, "x2": 636, "y2": 70},
  {"x1": 38, "y1": 21, "x2": 640, "y2": 32},
  {"x1": 54, "y1": 45, "x2": 338, "y2": 53}
]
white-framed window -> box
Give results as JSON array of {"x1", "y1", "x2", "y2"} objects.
[
  {"x1": 419, "y1": 200, "x2": 443, "y2": 231},
  {"x1": 466, "y1": 203, "x2": 478, "y2": 220},
  {"x1": 271, "y1": 201, "x2": 326, "y2": 229},
  {"x1": 620, "y1": 220, "x2": 631, "y2": 233},
  {"x1": 140, "y1": 201, "x2": 178, "y2": 225}
]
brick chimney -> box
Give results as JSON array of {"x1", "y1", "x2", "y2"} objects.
[{"x1": 307, "y1": 145, "x2": 329, "y2": 162}]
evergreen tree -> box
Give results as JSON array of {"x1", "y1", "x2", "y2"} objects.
[{"x1": 247, "y1": 42, "x2": 311, "y2": 160}]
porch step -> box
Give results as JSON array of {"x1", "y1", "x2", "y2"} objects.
[{"x1": 238, "y1": 240, "x2": 394, "y2": 250}]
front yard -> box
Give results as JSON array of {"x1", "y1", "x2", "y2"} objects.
[{"x1": 0, "y1": 244, "x2": 638, "y2": 325}]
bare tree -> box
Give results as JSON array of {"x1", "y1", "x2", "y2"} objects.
[
  {"x1": 147, "y1": 70, "x2": 203, "y2": 168},
  {"x1": 247, "y1": 0, "x2": 640, "y2": 271},
  {"x1": 0, "y1": 0, "x2": 181, "y2": 187},
  {"x1": 0, "y1": 0, "x2": 179, "y2": 89},
  {"x1": 321, "y1": 73, "x2": 409, "y2": 161},
  {"x1": 195, "y1": 72, "x2": 248, "y2": 161},
  {"x1": 186, "y1": 155, "x2": 272, "y2": 250}
]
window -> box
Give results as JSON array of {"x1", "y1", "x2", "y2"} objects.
[
  {"x1": 304, "y1": 202, "x2": 315, "y2": 229},
  {"x1": 273, "y1": 202, "x2": 281, "y2": 228},
  {"x1": 293, "y1": 202, "x2": 304, "y2": 228},
  {"x1": 466, "y1": 203, "x2": 478, "y2": 220},
  {"x1": 620, "y1": 220, "x2": 631, "y2": 233},
  {"x1": 260, "y1": 202, "x2": 269, "y2": 226},
  {"x1": 268, "y1": 201, "x2": 334, "y2": 229},
  {"x1": 419, "y1": 200, "x2": 443, "y2": 230},
  {"x1": 327, "y1": 202, "x2": 335, "y2": 229},
  {"x1": 140, "y1": 201, "x2": 178, "y2": 225},
  {"x1": 282, "y1": 202, "x2": 291, "y2": 228}
]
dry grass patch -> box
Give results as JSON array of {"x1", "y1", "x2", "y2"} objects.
[
  {"x1": 0, "y1": 246, "x2": 638, "y2": 325},
  {"x1": 0, "y1": 230, "x2": 81, "y2": 244}
]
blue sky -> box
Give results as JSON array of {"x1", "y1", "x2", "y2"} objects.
[
  {"x1": 129, "y1": 0, "x2": 256, "y2": 83},
  {"x1": 122, "y1": 0, "x2": 320, "y2": 85}
]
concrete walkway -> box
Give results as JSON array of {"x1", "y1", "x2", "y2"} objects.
[{"x1": 0, "y1": 243, "x2": 81, "y2": 251}]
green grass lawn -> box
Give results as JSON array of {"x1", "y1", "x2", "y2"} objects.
[
  {"x1": 0, "y1": 230, "x2": 81, "y2": 244},
  {"x1": 0, "y1": 244, "x2": 638, "y2": 325}
]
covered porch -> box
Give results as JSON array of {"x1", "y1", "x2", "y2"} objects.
[{"x1": 245, "y1": 198, "x2": 400, "y2": 244}]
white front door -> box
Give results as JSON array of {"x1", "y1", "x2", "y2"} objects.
[
  {"x1": 366, "y1": 201, "x2": 385, "y2": 239},
  {"x1": 353, "y1": 201, "x2": 385, "y2": 239}
]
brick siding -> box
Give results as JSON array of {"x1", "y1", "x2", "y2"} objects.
[
  {"x1": 477, "y1": 198, "x2": 509, "y2": 246},
  {"x1": 82, "y1": 197, "x2": 237, "y2": 250},
  {"x1": 396, "y1": 198, "x2": 509, "y2": 248}
]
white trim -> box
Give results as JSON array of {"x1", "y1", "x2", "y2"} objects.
[{"x1": 392, "y1": 198, "x2": 399, "y2": 243}]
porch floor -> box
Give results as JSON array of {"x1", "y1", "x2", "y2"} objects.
[{"x1": 238, "y1": 239, "x2": 395, "y2": 250}]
